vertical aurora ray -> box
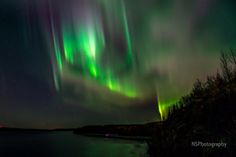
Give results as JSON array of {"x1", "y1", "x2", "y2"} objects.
[
  {"x1": 157, "y1": 96, "x2": 180, "y2": 120},
  {"x1": 52, "y1": 34, "x2": 61, "y2": 91},
  {"x1": 49, "y1": 7, "x2": 63, "y2": 92},
  {"x1": 121, "y1": 1, "x2": 133, "y2": 64}
]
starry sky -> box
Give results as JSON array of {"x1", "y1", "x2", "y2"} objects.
[{"x1": 0, "y1": 0, "x2": 236, "y2": 129}]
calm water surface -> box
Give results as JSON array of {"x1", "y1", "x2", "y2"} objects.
[{"x1": 0, "y1": 131, "x2": 149, "y2": 157}]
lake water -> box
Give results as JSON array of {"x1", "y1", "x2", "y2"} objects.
[{"x1": 0, "y1": 131, "x2": 149, "y2": 157}]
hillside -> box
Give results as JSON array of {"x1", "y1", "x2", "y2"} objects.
[{"x1": 149, "y1": 50, "x2": 236, "y2": 156}]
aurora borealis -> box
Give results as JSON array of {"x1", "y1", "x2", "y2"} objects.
[
  {"x1": 0, "y1": 0, "x2": 236, "y2": 128},
  {"x1": 51, "y1": 0, "x2": 138, "y2": 98}
]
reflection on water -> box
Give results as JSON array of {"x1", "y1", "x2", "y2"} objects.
[{"x1": 0, "y1": 131, "x2": 148, "y2": 157}]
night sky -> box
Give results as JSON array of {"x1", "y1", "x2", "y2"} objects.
[{"x1": 0, "y1": 0, "x2": 236, "y2": 129}]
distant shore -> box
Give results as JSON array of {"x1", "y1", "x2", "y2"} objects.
[
  {"x1": 78, "y1": 133, "x2": 151, "y2": 141},
  {"x1": 73, "y1": 122, "x2": 162, "y2": 141},
  {"x1": 0, "y1": 125, "x2": 153, "y2": 141}
]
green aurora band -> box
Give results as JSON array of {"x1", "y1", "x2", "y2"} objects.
[
  {"x1": 50, "y1": 0, "x2": 178, "y2": 119},
  {"x1": 52, "y1": 0, "x2": 138, "y2": 98}
]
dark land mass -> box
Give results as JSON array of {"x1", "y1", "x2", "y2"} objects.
[
  {"x1": 74, "y1": 122, "x2": 160, "y2": 140},
  {"x1": 75, "y1": 51, "x2": 236, "y2": 156}
]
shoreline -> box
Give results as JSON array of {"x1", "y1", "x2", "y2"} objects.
[{"x1": 77, "y1": 133, "x2": 152, "y2": 141}]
